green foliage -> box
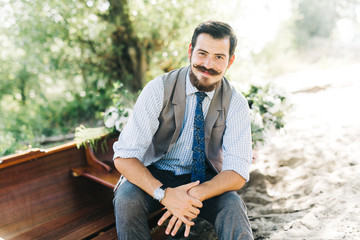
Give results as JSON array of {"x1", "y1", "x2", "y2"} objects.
[
  {"x1": 1, "y1": 0, "x2": 293, "y2": 156},
  {"x1": 243, "y1": 83, "x2": 290, "y2": 148},
  {"x1": 292, "y1": 0, "x2": 338, "y2": 48},
  {"x1": 102, "y1": 82, "x2": 136, "y2": 131},
  {"x1": 74, "y1": 125, "x2": 112, "y2": 151},
  {"x1": 74, "y1": 82, "x2": 137, "y2": 149},
  {"x1": 0, "y1": 0, "x2": 218, "y2": 156},
  {"x1": 0, "y1": 86, "x2": 114, "y2": 155}
]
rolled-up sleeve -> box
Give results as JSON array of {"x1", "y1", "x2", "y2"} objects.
[
  {"x1": 222, "y1": 89, "x2": 252, "y2": 181},
  {"x1": 113, "y1": 77, "x2": 164, "y2": 162}
]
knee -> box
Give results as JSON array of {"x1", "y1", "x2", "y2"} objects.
[
  {"x1": 214, "y1": 192, "x2": 253, "y2": 239},
  {"x1": 219, "y1": 192, "x2": 247, "y2": 214},
  {"x1": 214, "y1": 192, "x2": 250, "y2": 228},
  {"x1": 113, "y1": 181, "x2": 148, "y2": 217}
]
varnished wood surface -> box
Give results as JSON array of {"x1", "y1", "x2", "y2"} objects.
[
  {"x1": 0, "y1": 141, "x2": 77, "y2": 169},
  {"x1": 71, "y1": 165, "x2": 121, "y2": 189},
  {"x1": 0, "y1": 140, "x2": 168, "y2": 240},
  {"x1": 0, "y1": 142, "x2": 115, "y2": 239},
  {"x1": 91, "y1": 226, "x2": 118, "y2": 240}
]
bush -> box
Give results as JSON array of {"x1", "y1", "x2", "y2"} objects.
[
  {"x1": 0, "y1": 86, "x2": 114, "y2": 156},
  {"x1": 243, "y1": 83, "x2": 290, "y2": 148}
]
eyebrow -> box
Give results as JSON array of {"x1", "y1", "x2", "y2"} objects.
[{"x1": 197, "y1": 48, "x2": 227, "y2": 57}]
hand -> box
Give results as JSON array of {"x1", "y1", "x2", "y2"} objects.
[
  {"x1": 161, "y1": 184, "x2": 203, "y2": 237},
  {"x1": 158, "y1": 181, "x2": 202, "y2": 234},
  {"x1": 158, "y1": 211, "x2": 193, "y2": 237},
  {"x1": 187, "y1": 184, "x2": 203, "y2": 201}
]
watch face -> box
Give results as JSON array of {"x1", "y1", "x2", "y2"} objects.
[{"x1": 154, "y1": 188, "x2": 165, "y2": 201}]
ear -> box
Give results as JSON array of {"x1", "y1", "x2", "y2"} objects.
[
  {"x1": 188, "y1": 43, "x2": 192, "y2": 60},
  {"x1": 227, "y1": 54, "x2": 235, "y2": 69}
]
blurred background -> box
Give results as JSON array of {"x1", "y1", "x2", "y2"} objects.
[{"x1": 1, "y1": 0, "x2": 360, "y2": 156}]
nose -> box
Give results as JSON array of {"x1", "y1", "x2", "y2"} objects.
[{"x1": 203, "y1": 57, "x2": 214, "y2": 69}]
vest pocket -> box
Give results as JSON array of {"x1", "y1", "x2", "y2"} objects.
[{"x1": 212, "y1": 124, "x2": 225, "y2": 132}]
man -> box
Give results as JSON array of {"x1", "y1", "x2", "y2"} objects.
[{"x1": 113, "y1": 20, "x2": 253, "y2": 240}]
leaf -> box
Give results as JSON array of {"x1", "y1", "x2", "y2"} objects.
[{"x1": 74, "y1": 125, "x2": 111, "y2": 149}]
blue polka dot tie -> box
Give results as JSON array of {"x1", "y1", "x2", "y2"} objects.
[{"x1": 192, "y1": 92, "x2": 207, "y2": 183}]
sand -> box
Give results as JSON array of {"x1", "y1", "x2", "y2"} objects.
[
  {"x1": 169, "y1": 63, "x2": 360, "y2": 240},
  {"x1": 244, "y1": 63, "x2": 360, "y2": 240}
]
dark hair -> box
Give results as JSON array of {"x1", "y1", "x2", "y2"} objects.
[{"x1": 191, "y1": 20, "x2": 237, "y2": 58}]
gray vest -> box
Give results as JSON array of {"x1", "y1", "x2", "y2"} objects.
[{"x1": 146, "y1": 66, "x2": 234, "y2": 173}]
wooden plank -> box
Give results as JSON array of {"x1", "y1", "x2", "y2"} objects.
[
  {"x1": 0, "y1": 139, "x2": 168, "y2": 240},
  {"x1": 59, "y1": 215, "x2": 114, "y2": 240},
  {"x1": 0, "y1": 141, "x2": 78, "y2": 169},
  {"x1": 0, "y1": 143, "x2": 115, "y2": 239},
  {"x1": 0, "y1": 147, "x2": 89, "y2": 238},
  {"x1": 8, "y1": 205, "x2": 112, "y2": 240}
]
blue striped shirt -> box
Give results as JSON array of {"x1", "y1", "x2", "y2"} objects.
[{"x1": 113, "y1": 70, "x2": 252, "y2": 181}]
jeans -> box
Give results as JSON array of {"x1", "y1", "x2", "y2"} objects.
[{"x1": 113, "y1": 165, "x2": 253, "y2": 240}]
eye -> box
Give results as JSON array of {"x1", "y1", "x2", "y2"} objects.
[{"x1": 215, "y1": 55, "x2": 225, "y2": 61}]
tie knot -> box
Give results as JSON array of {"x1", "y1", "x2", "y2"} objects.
[{"x1": 195, "y1": 92, "x2": 207, "y2": 102}]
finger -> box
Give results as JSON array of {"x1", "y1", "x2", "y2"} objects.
[
  {"x1": 190, "y1": 198, "x2": 203, "y2": 208},
  {"x1": 158, "y1": 210, "x2": 172, "y2": 226},
  {"x1": 190, "y1": 206, "x2": 200, "y2": 216},
  {"x1": 184, "y1": 224, "x2": 192, "y2": 237},
  {"x1": 178, "y1": 215, "x2": 194, "y2": 226},
  {"x1": 190, "y1": 206, "x2": 201, "y2": 215},
  {"x1": 165, "y1": 215, "x2": 178, "y2": 235},
  {"x1": 184, "y1": 210, "x2": 197, "y2": 219},
  {"x1": 171, "y1": 219, "x2": 183, "y2": 236}
]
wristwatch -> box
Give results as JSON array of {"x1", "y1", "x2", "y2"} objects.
[{"x1": 153, "y1": 185, "x2": 167, "y2": 202}]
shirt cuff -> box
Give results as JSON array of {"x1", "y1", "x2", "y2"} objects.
[
  {"x1": 112, "y1": 141, "x2": 145, "y2": 162},
  {"x1": 221, "y1": 158, "x2": 251, "y2": 182}
]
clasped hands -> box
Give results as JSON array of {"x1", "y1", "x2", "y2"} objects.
[{"x1": 157, "y1": 180, "x2": 203, "y2": 237}]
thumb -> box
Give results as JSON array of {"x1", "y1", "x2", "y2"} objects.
[{"x1": 182, "y1": 180, "x2": 200, "y2": 190}]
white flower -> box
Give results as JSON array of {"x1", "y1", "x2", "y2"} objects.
[
  {"x1": 267, "y1": 99, "x2": 281, "y2": 114},
  {"x1": 105, "y1": 106, "x2": 117, "y2": 115},
  {"x1": 263, "y1": 112, "x2": 273, "y2": 120},
  {"x1": 250, "y1": 109, "x2": 264, "y2": 128},
  {"x1": 111, "y1": 111, "x2": 119, "y2": 120},
  {"x1": 115, "y1": 118, "x2": 126, "y2": 132},
  {"x1": 104, "y1": 117, "x2": 115, "y2": 128},
  {"x1": 263, "y1": 95, "x2": 275, "y2": 103}
]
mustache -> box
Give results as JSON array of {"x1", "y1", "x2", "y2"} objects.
[{"x1": 193, "y1": 64, "x2": 222, "y2": 76}]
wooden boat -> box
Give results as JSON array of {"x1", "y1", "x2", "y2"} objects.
[{"x1": 0, "y1": 139, "x2": 166, "y2": 240}]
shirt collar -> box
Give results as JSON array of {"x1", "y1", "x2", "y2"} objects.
[{"x1": 185, "y1": 68, "x2": 215, "y2": 100}]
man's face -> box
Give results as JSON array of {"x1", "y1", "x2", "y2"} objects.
[{"x1": 188, "y1": 33, "x2": 235, "y2": 92}]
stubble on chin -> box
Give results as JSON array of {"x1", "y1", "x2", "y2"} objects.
[{"x1": 189, "y1": 69, "x2": 221, "y2": 92}]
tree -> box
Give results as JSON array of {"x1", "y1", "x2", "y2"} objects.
[
  {"x1": 0, "y1": 0, "x2": 217, "y2": 154},
  {"x1": 292, "y1": 0, "x2": 360, "y2": 48}
]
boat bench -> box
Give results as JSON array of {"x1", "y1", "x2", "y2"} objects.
[
  {"x1": 70, "y1": 138, "x2": 167, "y2": 239},
  {"x1": 1, "y1": 143, "x2": 121, "y2": 240},
  {"x1": 0, "y1": 141, "x2": 167, "y2": 240},
  {"x1": 71, "y1": 139, "x2": 122, "y2": 189}
]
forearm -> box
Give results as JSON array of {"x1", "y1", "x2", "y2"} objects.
[
  {"x1": 114, "y1": 157, "x2": 162, "y2": 197},
  {"x1": 189, "y1": 170, "x2": 246, "y2": 201}
]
